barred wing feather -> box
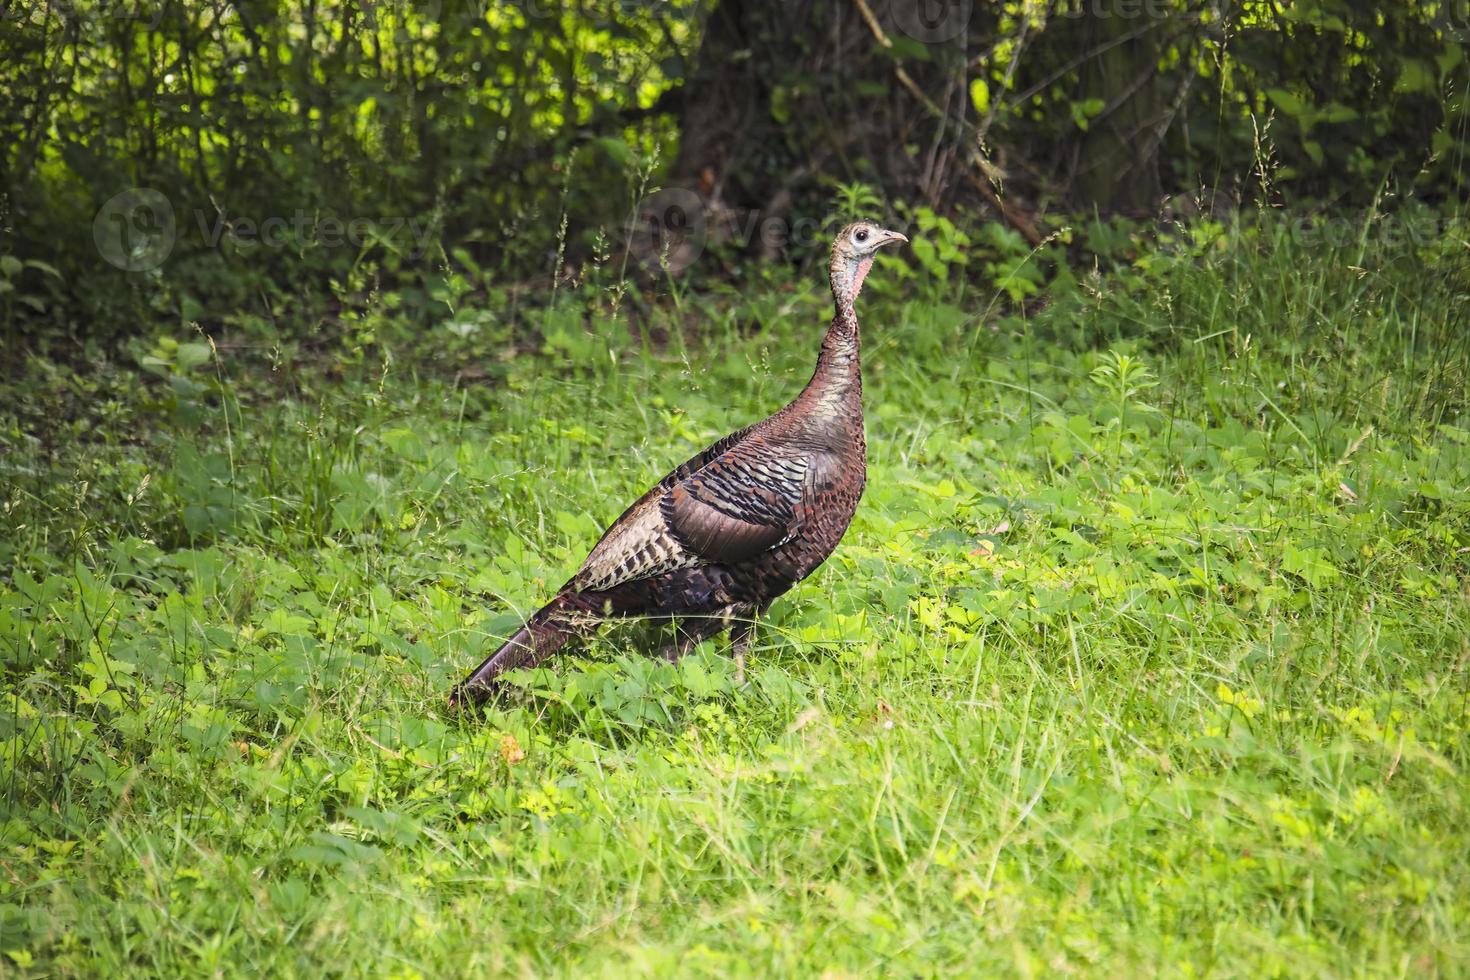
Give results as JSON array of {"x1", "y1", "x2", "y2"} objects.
[{"x1": 568, "y1": 431, "x2": 807, "y2": 591}]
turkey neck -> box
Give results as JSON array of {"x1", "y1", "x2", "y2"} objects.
[
  {"x1": 809, "y1": 301, "x2": 861, "y2": 400},
  {"x1": 785, "y1": 255, "x2": 870, "y2": 438}
]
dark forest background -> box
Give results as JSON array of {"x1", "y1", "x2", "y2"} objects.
[{"x1": 1, "y1": 0, "x2": 1467, "y2": 343}]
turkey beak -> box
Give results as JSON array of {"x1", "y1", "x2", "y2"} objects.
[{"x1": 876, "y1": 229, "x2": 908, "y2": 249}]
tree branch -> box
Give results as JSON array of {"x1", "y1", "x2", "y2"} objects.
[{"x1": 848, "y1": 0, "x2": 1044, "y2": 246}]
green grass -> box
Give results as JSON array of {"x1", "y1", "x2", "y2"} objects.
[{"x1": 3, "y1": 216, "x2": 1469, "y2": 976}]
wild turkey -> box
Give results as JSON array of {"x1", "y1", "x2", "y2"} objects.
[{"x1": 452, "y1": 221, "x2": 908, "y2": 705}]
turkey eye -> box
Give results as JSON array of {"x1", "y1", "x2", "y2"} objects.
[{"x1": 855, "y1": 229, "x2": 869, "y2": 243}]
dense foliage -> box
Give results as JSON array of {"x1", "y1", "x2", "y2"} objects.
[
  {"x1": 2, "y1": 0, "x2": 1466, "y2": 342},
  {"x1": 2, "y1": 215, "x2": 1467, "y2": 973}
]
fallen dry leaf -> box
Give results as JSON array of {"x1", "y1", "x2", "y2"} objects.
[
  {"x1": 786, "y1": 707, "x2": 821, "y2": 733},
  {"x1": 970, "y1": 520, "x2": 1009, "y2": 558},
  {"x1": 499, "y1": 733, "x2": 526, "y2": 765}
]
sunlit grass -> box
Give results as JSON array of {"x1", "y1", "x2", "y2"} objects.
[{"x1": 2, "y1": 217, "x2": 1468, "y2": 975}]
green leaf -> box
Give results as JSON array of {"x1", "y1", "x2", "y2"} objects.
[
  {"x1": 1069, "y1": 98, "x2": 1105, "y2": 131},
  {"x1": 1435, "y1": 43, "x2": 1463, "y2": 74},
  {"x1": 1394, "y1": 60, "x2": 1434, "y2": 94},
  {"x1": 886, "y1": 36, "x2": 932, "y2": 62},
  {"x1": 595, "y1": 136, "x2": 630, "y2": 168},
  {"x1": 1265, "y1": 87, "x2": 1305, "y2": 117},
  {"x1": 969, "y1": 77, "x2": 990, "y2": 115},
  {"x1": 175, "y1": 342, "x2": 212, "y2": 371},
  {"x1": 1282, "y1": 544, "x2": 1339, "y2": 587},
  {"x1": 770, "y1": 85, "x2": 791, "y2": 125},
  {"x1": 1316, "y1": 103, "x2": 1358, "y2": 124}
]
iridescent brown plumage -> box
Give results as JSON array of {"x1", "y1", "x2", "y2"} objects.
[{"x1": 452, "y1": 222, "x2": 907, "y2": 705}]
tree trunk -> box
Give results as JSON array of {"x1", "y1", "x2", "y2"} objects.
[
  {"x1": 665, "y1": 0, "x2": 819, "y2": 257},
  {"x1": 1072, "y1": 1, "x2": 1167, "y2": 214}
]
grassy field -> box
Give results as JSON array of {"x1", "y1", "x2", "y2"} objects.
[{"x1": 3, "y1": 216, "x2": 1469, "y2": 976}]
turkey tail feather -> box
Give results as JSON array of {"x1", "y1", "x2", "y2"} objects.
[{"x1": 450, "y1": 596, "x2": 578, "y2": 706}]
